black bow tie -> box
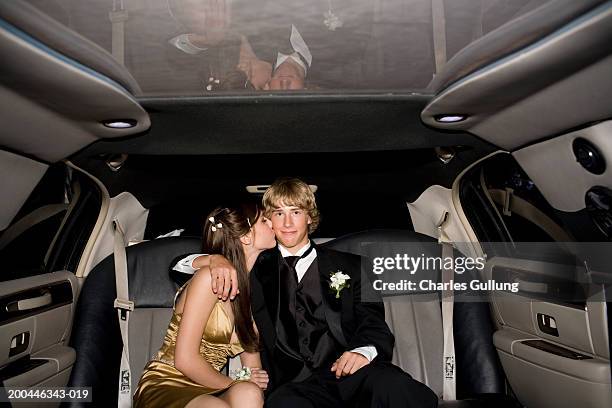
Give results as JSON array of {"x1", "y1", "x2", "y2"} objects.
[{"x1": 284, "y1": 244, "x2": 315, "y2": 270}]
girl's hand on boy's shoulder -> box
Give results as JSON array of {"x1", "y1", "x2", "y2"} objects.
[{"x1": 209, "y1": 254, "x2": 240, "y2": 300}]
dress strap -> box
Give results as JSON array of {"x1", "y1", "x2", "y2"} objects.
[{"x1": 172, "y1": 280, "x2": 191, "y2": 311}]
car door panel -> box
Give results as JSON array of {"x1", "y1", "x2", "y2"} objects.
[
  {"x1": 492, "y1": 291, "x2": 536, "y2": 333},
  {"x1": 0, "y1": 271, "x2": 77, "y2": 389},
  {"x1": 530, "y1": 301, "x2": 593, "y2": 352},
  {"x1": 587, "y1": 299, "x2": 610, "y2": 358},
  {"x1": 486, "y1": 258, "x2": 611, "y2": 408}
]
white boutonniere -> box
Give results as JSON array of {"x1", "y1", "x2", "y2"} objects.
[
  {"x1": 329, "y1": 271, "x2": 351, "y2": 298},
  {"x1": 231, "y1": 366, "x2": 252, "y2": 381}
]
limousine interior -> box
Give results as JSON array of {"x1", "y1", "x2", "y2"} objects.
[{"x1": 0, "y1": 0, "x2": 611, "y2": 407}]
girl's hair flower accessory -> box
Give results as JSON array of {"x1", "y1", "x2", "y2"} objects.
[{"x1": 209, "y1": 216, "x2": 223, "y2": 232}]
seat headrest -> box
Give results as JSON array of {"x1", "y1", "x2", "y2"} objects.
[
  {"x1": 322, "y1": 229, "x2": 438, "y2": 256},
  {"x1": 126, "y1": 237, "x2": 202, "y2": 307},
  {"x1": 322, "y1": 229, "x2": 442, "y2": 295},
  {"x1": 163, "y1": 230, "x2": 443, "y2": 299},
  {"x1": 86, "y1": 236, "x2": 201, "y2": 308}
]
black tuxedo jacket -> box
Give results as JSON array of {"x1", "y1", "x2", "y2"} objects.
[{"x1": 249, "y1": 245, "x2": 394, "y2": 391}]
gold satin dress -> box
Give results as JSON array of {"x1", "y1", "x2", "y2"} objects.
[{"x1": 133, "y1": 283, "x2": 244, "y2": 408}]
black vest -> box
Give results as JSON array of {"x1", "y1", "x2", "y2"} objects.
[{"x1": 275, "y1": 256, "x2": 341, "y2": 379}]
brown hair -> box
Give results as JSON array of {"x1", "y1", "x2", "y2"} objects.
[
  {"x1": 202, "y1": 202, "x2": 260, "y2": 352},
  {"x1": 262, "y1": 177, "x2": 320, "y2": 234}
]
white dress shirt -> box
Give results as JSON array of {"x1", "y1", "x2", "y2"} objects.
[
  {"x1": 173, "y1": 246, "x2": 378, "y2": 362},
  {"x1": 173, "y1": 253, "x2": 203, "y2": 274}
]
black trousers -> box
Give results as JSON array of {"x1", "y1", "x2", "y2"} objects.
[{"x1": 266, "y1": 361, "x2": 438, "y2": 408}]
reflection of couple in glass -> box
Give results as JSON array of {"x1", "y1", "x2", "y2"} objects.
[
  {"x1": 166, "y1": 0, "x2": 372, "y2": 91},
  {"x1": 133, "y1": 178, "x2": 437, "y2": 408}
]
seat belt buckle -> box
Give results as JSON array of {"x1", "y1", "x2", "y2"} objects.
[{"x1": 114, "y1": 298, "x2": 134, "y2": 320}]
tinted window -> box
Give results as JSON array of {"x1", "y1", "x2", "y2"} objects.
[
  {"x1": 482, "y1": 154, "x2": 570, "y2": 243},
  {"x1": 460, "y1": 153, "x2": 576, "y2": 249},
  {"x1": 0, "y1": 165, "x2": 101, "y2": 281}
]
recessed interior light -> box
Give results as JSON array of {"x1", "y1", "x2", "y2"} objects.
[
  {"x1": 435, "y1": 115, "x2": 467, "y2": 123},
  {"x1": 103, "y1": 119, "x2": 137, "y2": 129}
]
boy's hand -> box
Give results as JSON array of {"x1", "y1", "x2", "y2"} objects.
[{"x1": 331, "y1": 352, "x2": 369, "y2": 379}]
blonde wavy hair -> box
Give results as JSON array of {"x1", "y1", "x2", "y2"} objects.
[{"x1": 262, "y1": 177, "x2": 320, "y2": 234}]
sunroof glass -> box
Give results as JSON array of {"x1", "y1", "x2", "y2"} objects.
[{"x1": 23, "y1": 0, "x2": 550, "y2": 96}]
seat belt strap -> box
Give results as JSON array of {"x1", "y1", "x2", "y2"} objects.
[
  {"x1": 489, "y1": 188, "x2": 573, "y2": 242},
  {"x1": 109, "y1": 0, "x2": 128, "y2": 65},
  {"x1": 113, "y1": 219, "x2": 134, "y2": 408},
  {"x1": 437, "y1": 211, "x2": 456, "y2": 400},
  {"x1": 0, "y1": 204, "x2": 68, "y2": 251},
  {"x1": 432, "y1": 0, "x2": 447, "y2": 75}
]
